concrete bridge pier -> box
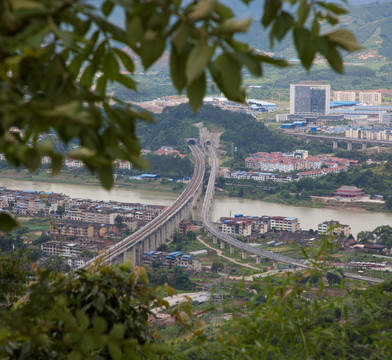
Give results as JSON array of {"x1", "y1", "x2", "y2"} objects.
[
  {"x1": 347, "y1": 142, "x2": 352, "y2": 151},
  {"x1": 377, "y1": 145, "x2": 381, "y2": 153},
  {"x1": 362, "y1": 143, "x2": 367, "y2": 150},
  {"x1": 125, "y1": 246, "x2": 136, "y2": 266},
  {"x1": 220, "y1": 241, "x2": 225, "y2": 250},
  {"x1": 213, "y1": 236, "x2": 218, "y2": 244},
  {"x1": 241, "y1": 251, "x2": 246, "y2": 259},
  {"x1": 256, "y1": 256, "x2": 261, "y2": 264},
  {"x1": 230, "y1": 246, "x2": 235, "y2": 255},
  {"x1": 305, "y1": 138, "x2": 310, "y2": 144},
  {"x1": 332, "y1": 140, "x2": 338, "y2": 150}
]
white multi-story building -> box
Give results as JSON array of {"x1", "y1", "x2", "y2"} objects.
[
  {"x1": 333, "y1": 91, "x2": 356, "y2": 102},
  {"x1": 359, "y1": 92, "x2": 381, "y2": 105}
]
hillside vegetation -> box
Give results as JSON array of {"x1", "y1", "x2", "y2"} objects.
[{"x1": 136, "y1": 104, "x2": 297, "y2": 153}]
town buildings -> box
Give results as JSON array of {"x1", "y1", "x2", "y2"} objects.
[
  {"x1": 318, "y1": 220, "x2": 352, "y2": 238},
  {"x1": 141, "y1": 251, "x2": 202, "y2": 273},
  {"x1": 237, "y1": 151, "x2": 351, "y2": 181},
  {"x1": 217, "y1": 215, "x2": 301, "y2": 237}
]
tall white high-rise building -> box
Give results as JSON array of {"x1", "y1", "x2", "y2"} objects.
[{"x1": 290, "y1": 84, "x2": 330, "y2": 116}]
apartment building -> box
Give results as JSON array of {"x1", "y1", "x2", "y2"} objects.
[
  {"x1": 318, "y1": 220, "x2": 351, "y2": 238},
  {"x1": 218, "y1": 218, "x2": 252, "y2": 237},
  {"x1": 270, "y1": 216, "x2": 300, "y2": 233},
  {"x1": 359, "y1": 92, "x2": 382, "y2": 105},
  {"x1": 333, "y1": 91, "x2": 356, "y2": 102}
]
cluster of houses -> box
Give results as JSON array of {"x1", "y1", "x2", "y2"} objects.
[
  {"x1": 0, "y1": 187, "x2": 171, "y2": 268},
  {"x1": 141, "y1": 250, "x2": 202, "y2": 273},
  {"x1": 217, "y1": 215, "x2": 301, "y2": 238},
  {"x1": 217, "y1": 215, "x2": 355, "y2": 240},
  {"x1": 0, "y1": 187, "x2": 167, "y2": 222},
  {"x1": 153, "y1": 146, "x2": 187, "y2": 158},
  {"x1": 223, "y1": 150, "x2": 356, "y2": 182}
]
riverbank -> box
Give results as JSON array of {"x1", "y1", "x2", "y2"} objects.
[
  {"x1": 215, "y1": 189, "x2": 387, "y2": 213},
  {"x1": 0, "y1": 170, "x2": 185, "y2": 194},
  {"x1": 1, "y1": 171, "x2": 389, "y2": 213}
]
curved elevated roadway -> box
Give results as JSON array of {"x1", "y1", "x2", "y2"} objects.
[
  {"x1": 80, "y1": 144, "x2": 205, "y2": 268},
  {"x1": 201, "y1": 144, "x2": 383, "y2": 284}
]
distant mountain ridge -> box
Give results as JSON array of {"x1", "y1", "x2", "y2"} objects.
[{"x1": 231, "y1": 0, "x2": 392, "y2": 63}]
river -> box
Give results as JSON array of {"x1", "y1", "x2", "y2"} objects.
[{"x1": 1, "y1": 178, "x2": 391, "y2": 236}]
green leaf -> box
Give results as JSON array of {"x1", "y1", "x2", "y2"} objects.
[
  {"x1": 96, "y1": 75, "x2": 107, "y2": 96},
  {"x1": 293, "y1": 27, "x2": 315, "y2": 69},
  {"x1": 327, "y1": 29, "x2": 362, "y2": 52},
  {"x1": 325, "y1": 45, "x2": 344, "y2": 73},
  {"x1": 103, "y1": 52, "x2": 120, "y2": 81},
  {"x1": 187, "y1": 72, "x2": 206, "y2": 113},
  {"x1": 98, "y1": 165, "x2": 114, "y2": 190},
  {"x1": 12, "y1": 0, "x2": 45, "y2": 10},
  {"x1": 296, "y1": 0, "x2": 311, "y2": 27},
  {"x1": 68, "y1": 31, "x2": 99, "y2": 77},
  {"x1": 170, "y1": 48, "x2": 187, "y2": 93},
  {"x1": 210, "y1": 52, "x2": 245, "y2": 102},
  {"x1": 171, "y1": 24, "x2": 189, "y2": 53},
  {"x1": 116, "y1": 73, "x2": 136, "y2": 90},
  {"x1": 188, "y1": 0, "x2": 216, "y2": 21},
  {"x1": 231, "y1": 51, "x2": 262, "y2": 77},
  {"x1": 102, "y1": 0, "x2": 115, "y2": 17},
  {"x1": 51, "y1": 153, "x2": 63, "y2": 174},
  {"x1": 316, "y1": 1, "x2": 347, "y2": 15},
  {"x1": 109, "y1": 324, "x2": 126, "y2": 340},
  {"x1": 125, "y1": 15, "x2": 143, "y2": 49},
  {"x1": 186, "y1": 40, "x2": 212, "y2": 85},
  {"x1": 107, "y1": 341, "x2": 122, "y2": 360},
  {"x1": 75, "y1": 310, "x2": 90, "y2": 328},
  {"x1": 80, "y1": 64, "x2": 95, "y2": 88},
  {"x1": 257, "y1": 54, "x2": 289, "y2": 67},
  {"x1": 212, "y1": 18, "x2": 252, "y2": 36},
  {"x1": 140, "y1": 34, "x2": 166, "y2": 69},
  {"x1": 271, "y1": 11, "x2": 293, "y2": 46},
  {"x1": 262, "y1": 0, "x2": 282, "y2": 27},
  {"x1": 214, "y1": 2, "x2": 234, "y2": 20},
  {"x1": 26, "y1": 148, "x2": 41, "y2": 170},
  {"x1": 112, "y1": 48, "x2": 135, "y2": 73},
  {"x1": 0, "y1": 213, "x2": 19, "y2": 233}
]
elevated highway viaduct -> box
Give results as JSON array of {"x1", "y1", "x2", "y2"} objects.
[
  {"x1": 80, "y1": 144, "x2": 205, "y2": 269},
  {"x1": 284, "y1": 132, "x2": 392, "y2": 151}
]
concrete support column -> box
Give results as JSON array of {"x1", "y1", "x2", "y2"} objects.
[
  {"x1": 305, "y1": 138, "x2": 310, "y2": 144},
  {"x1": 213, "y1": 236, "x2": 218, "y2": 244},
  {"x1": 256, "y1": 256, "x2": 261, "y2": 264},
  {"x1": 273, "y1": 261, "x2": 277, "y2": 269},
  {"x1": 220, "y1": 241, "x2": 225, "y2": 250},
  {"x1": 347, "y1": 142, "x2": 352, "y2": 151},
  {"x1": 332, "y1": 140, "x2": 338, "y2": 150},
  {"x1": 362, "y1": 143, "x2": 367, "y2": 150},
  {"x1": 377, "y1": 145, "x2": 381, "y2": 153},
  {"x1": 241, "y1": 251, "x2": 246, "y2": 259},
  {"x1": 230, "y1": 246, "x2": 235, "y2": 255}
]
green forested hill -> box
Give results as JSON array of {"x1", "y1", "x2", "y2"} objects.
[{"x1": 136, "y1": 104, "x2": 297, "y2": 153}]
